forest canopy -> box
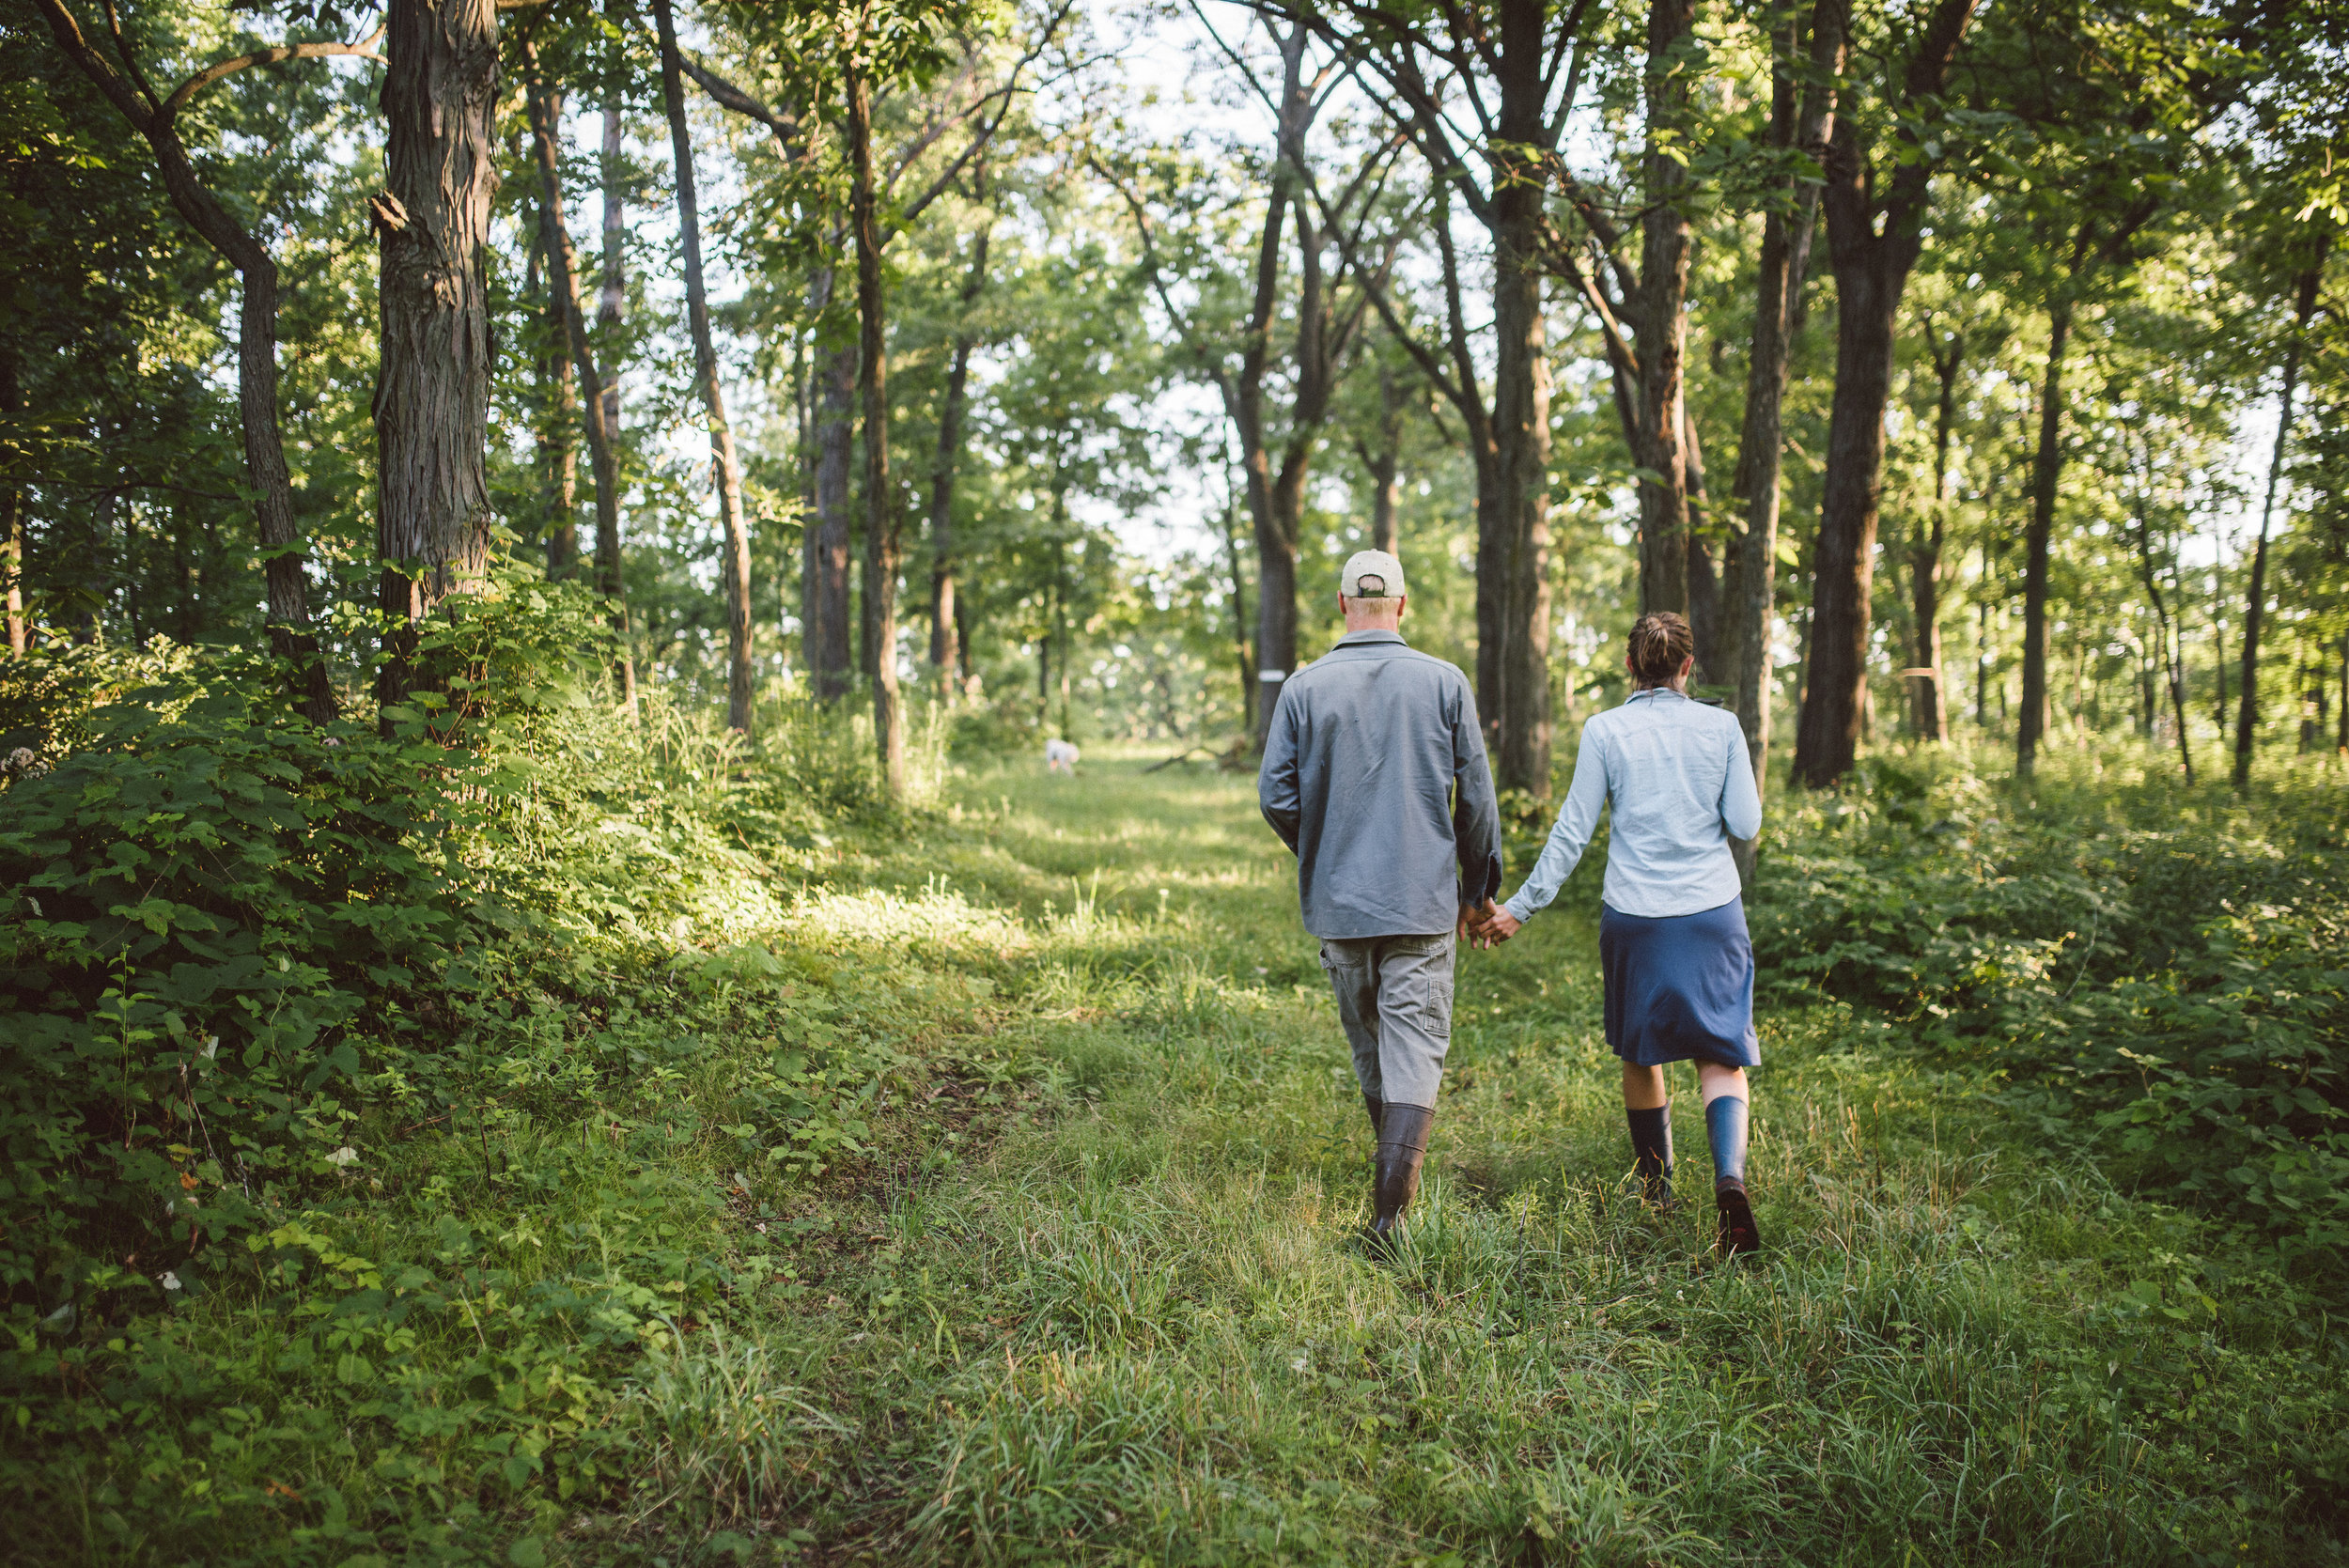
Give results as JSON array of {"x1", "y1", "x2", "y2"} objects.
[{"x1": 1, "y1": 0, "x2": 2341, "y2": 792}]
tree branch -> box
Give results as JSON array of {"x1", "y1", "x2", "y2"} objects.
[{"x1": 163, "y1": 23, "x2": 386, "y2": 122}]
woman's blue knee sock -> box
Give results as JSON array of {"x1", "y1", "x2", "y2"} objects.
[{"x1": 1705, "y1": 1095, "x2": 1750, "y2": 1191}]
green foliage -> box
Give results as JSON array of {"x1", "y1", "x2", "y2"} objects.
[
  {"x1": 0, "y1": 662, "x2": 469, "y2": 1310},
  {"x1": 0, "y1": 641, "x2": 984, "y2": 1560},
  {"x1": 1752, "y1": 744, "x2": 2349, "y2": 1264}
]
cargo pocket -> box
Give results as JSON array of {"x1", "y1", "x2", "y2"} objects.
[{"x1": 1426, "y1": 981, "x2": 1455, "y2": 1037}]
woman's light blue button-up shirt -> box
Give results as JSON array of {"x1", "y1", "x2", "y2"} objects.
[{"x1": 1501, "y1": 688, "x2": 1762, "y2": 923}]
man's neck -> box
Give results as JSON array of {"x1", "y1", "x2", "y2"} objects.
[{"x1": 1343, "y1": 617, "x2": 1403, "y2": 637}]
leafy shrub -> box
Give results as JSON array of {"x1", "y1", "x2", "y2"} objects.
[
  {"x1": 1751, "y1": 745, "x2": 2349, "y2": 1265},
  {"x1": 0, "y1": 672, "x2": 474, "y2": 1313},
  {"x1": 0, "y1": 628, "x2": 1005, "y2": 1556}
]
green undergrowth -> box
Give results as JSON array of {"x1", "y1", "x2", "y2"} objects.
[
  {"x1": 1750, "y1": 739, "x2": 2349, "y2": 1263},
  {"x1": 5, "y1": 671, "x2": 2347, "y2": 1563}
]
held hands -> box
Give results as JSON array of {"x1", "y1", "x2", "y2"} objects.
[{"x1": 1465, "y1": 897, "x2": 1521, "y2": 950}]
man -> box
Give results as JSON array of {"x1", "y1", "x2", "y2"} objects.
[{"x1": 1258, "y1": 548, "x2": 1502, "y2": 1249}]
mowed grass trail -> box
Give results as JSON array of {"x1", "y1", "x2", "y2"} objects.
[{"x1": 766, "y1": 753, "x2": 2341, "y2": 1565}]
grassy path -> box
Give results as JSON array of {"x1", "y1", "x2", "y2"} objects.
[
  {"x1": 36, "y1": 751, "x2": 2334, "y2": 1565},
  {"x1": 762, "y1": 754, "x2": 2327, "y2": 1565}
]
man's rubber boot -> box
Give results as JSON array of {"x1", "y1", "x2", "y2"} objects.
[
  {"x1": 1362, "y1": 1093, "x2": 1384, "y2": 1138},
  {"x1": 1715, "y1": 1177, "x2": 1762, "y2": 1257},
  {"x1": 1362, "y1": 1103, "x2": 1435, "y2": 1256}
]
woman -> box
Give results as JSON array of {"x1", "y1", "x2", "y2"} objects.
[{"x1": 1470, "y1": 612, "x2": 1765, "y2": 1255}]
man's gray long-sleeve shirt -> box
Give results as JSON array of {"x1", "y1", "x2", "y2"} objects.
[{"x1": 1257, "y1": 629, "x2": 1502, "y2": 939}]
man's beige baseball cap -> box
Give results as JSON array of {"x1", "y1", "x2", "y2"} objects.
[{"x1": 1341, "y1": 548, "x2": 1405, "y2": 599}]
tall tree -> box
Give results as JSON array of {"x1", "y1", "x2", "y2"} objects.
[
  {"x1": 1719, "y1": 0, "x2": 1840, "y2": 807},
  {"x1": 928, "y1": 188, "x2": 990, "y2": 692},
  {"x1": 1907, "y1": 317, "x2": 1964, "y2": 741},
  {"x1": 375, "y1": 0, "x2": 500, "y2": 719},
  {"x1": 1301, "y1": 0, "x2": 1596, "y2": 795},
  {"x1": 833, "y1": 0, "x2": 1062, "y2": 796},
  {"x1": 523, "y1": 36, "x2": 636, "y2": 710},
  {"x1": 1, "y1": 349, "x2": 23, "y2": 655},
  {"x1": 843, "y1": 44, "x2": 906, "y2": 793},
  {"x1": 654, "y1": 0, "x2": 755, "y2": 734},
  {"x1": 525, "y1": 202, "x2": 580, "y2": 575},
  {"x1": 674, "y1": 54, "x2": 856, "y2": 704},
  {"x1": 1790, "y1": 0, "x2": 1976, "y2": 788},
  {"x1": 29, "y1": 0, "x2": 367, "y2": 722},
  {"x1": 2124, "y1": 429, "x2": 2194, "y2": 784},
  {"x1": 1109, "y1": 16, "x2": 1380, "y2": 748},
  {"x1": 2234, "y1": 250, "x2": 2326, "y2": 786}
]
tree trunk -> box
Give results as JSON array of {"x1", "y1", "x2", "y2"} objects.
[
  {"x1": 1791, "y1": 0, "x2": 1973, "y2": 786},
  {"x1": 598, "y1": 85, "x2": 625, "y2": 437},
  {"x1": 928, "y1": 224, "x2": 989, "y2": 690},
  {"x1": 811, "y1": 324, "x2": 856, "y2": 701},
  {"x1": 2337, "y1": 632, "x2": 2346, "y2": 754},
  {"x1": 1486, "y1": 0, "x2": 1555, "y2": 796},
  {"x1": 1362, "y1": 365, "x2": 1404, "y2": 553},
  {"x1": 846, "y1": 58, "x2": 906, "y2": 800},
  {"x1": 1793, "y1": 236, "x2": 1902, "y2": 788},
  {"x1": 1240, "y1": 24, "x2": 1313, "y2": 747},
  {"x1": 1490, "y1": 215, "x2": 1553, "y2": 795},
  {"x1": 2127, "y1": 462, "x2": 2192, "y2": 785},
  {"x1": 30, "y1": 0, "x2": 338, "y2": 719},
  {"x1": 1682, "y1": 405, "x2": 1722, "y2": 678},
  {"x1": 2015, "y1": 296, "x2": 2072, "y2": 776},
  {"x1": 525, "y1": 50, "x2": 635, "y2": 711},
  {"x1": 1634, "y1": 0, "x2": 1694, "y2": 624},
  {"x1": 2234, "y1": 256, "x2": 2325, "y2": 787},
  {"x1": 1911, "y1": 330, "x2": 1961, "y2": 741},
  {"x1": 655, "y1": 0, "x2": 754, "y2": 735},
  {"x1": 1225, "y1": 480, "x2": 1257, "y2": 730},
  {"x1": 375, "y1": 0, "x2": 499, "y2": 721},
  {"x1": 1722, "y1": 0, "x2": 1840, "y2": 800},
  {"x1": 1, "y1": 348, "x2": 23, "y2": 654},
  {"x1": 528, "y1": 206, "x2": 580, "y2": 575}
]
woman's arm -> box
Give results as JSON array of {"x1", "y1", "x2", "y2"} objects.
[
  {"x1": 1719, "y1": 724, "x2": 1762, "y2": 843},
  {"x1": 1476, "y1": 729, "x2": 1609, "y2": 943}
]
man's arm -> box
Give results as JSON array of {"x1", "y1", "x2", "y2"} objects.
[
  {"x1": 1257, "y1": 688, "x2": 1302, "y2": 852},
  {"x1": 1450, "y1": 680, "x2": 1502, "y2": 912}
]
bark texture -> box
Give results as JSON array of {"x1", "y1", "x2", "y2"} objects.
[
  {"x1": 375, "y1": 0, "x2": 500, "y2": 718},
  {"x1": 808, "y1": 299, "x2": 856, "y2": 702},
  {"x1": 1792, "y1": 0, "x2": 1975, "y2": 788},
  {"x1": 2015, "y1": 295, "x2": 2073, "y2": 772},
  {"x1": 1485, "y1": 0, "x2": 1555, "y2": 793},
  {"x1": 656, "y1": 0, "x2": 754, "y2": 734},
  {"x1": 530, "y1": 201, "x2": 580, "y2": 576},
  {"x1": 1634, "y1": 0, "x2": 1695, "y2": 623}
]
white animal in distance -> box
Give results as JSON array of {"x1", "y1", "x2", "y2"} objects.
[{"x1": 1044, "y1": 738, "x2": 1081, "y2": 775}]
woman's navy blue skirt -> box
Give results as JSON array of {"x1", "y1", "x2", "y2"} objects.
[{"x1": 1599, "y1": 896, "x2": 1761, "y2": 1068}]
